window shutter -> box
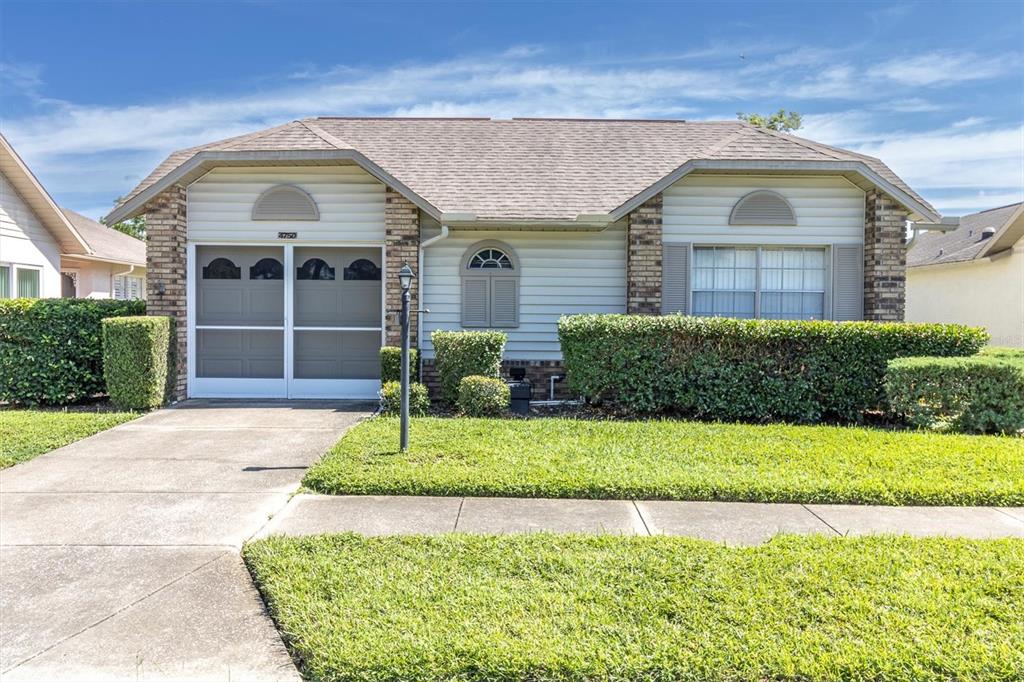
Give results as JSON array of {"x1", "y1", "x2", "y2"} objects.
[
  {"x1": 461, "y1": 277, "x2": 490, "y2": 327},
  {"x1": 832, "y1": 244, "x2": 864, "y2": 321},
  {"x1": 662, "y1": 242, "x2": 691, "y2": 314},
  {"x1": 490, "y1": 278, "x2": 519, "y2": 328}
]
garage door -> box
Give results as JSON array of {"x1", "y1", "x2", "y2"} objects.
[{"x1": 191, "y1": 245, "x2": 383, "y2": 399}]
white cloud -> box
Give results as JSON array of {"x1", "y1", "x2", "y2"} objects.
[
  {"x1": 930, "y1": 191, "x2": 1024, "y2": 214},
  {"x1": 951, "y1": 116, "x2": 989, "y2": 128},
  {"x1": 868, "y1": 51, "x2": 1016, "y2": 86}
]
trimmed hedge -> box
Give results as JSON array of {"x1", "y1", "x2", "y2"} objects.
[
  {"x1": 0, "y1": 298, "x2": 146, "y2": 405},
  {"x1": 457, "y1": 376, "x2": 510, "y2": 417},
  {"x1": 431, "y1": 331, "x2": 506, "y2": 404},
  {"x1": 379, "y1": 381, "x2": 430, "y2": 416},
  {"x1": 886, "y1": 354, "x2": 1024, "y2": 434},
  {"x1": 559, "y1": 315, "x2": 988, "y2": 422},
  {"x1": 380, "y1": 346, "x2": 419, "y2": 384},
  {"x1": 102, "y1": 316, "x2": 172, "y2": 410}
]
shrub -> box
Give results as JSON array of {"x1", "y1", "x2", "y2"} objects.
[
  {"x1": 102, "y1": 316, "x2": 173, "y2": 410},
  {"x1": 457, "y1": 376, "x2": 510, "y2": 417},
  {"x1": 0, "y1": 298, "x2": 146, "y2": 405},
  {"x1": 379, "y1": 381, "x2": 431, "y2": 416},
  {"x1": 431, "y1": 330, "x2": 506, "y2": 404},
  {"x1": 380, "y1": 346, "x2": 420, "y2": 384},
  {"x1": 558, "y1": 315, "x2": 988, "y2": 422},
  {"x1": 886, "y1": 355, "x2": 1024, "y2": 434}
]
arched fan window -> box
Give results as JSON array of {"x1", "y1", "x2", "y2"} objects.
[
  {"x1": 343, "y1": 258, "x2": 382, "y2": 281},
  {"x1": 202, "y1": 258, "x2": 241, "y2": 279},
  {"x1": 251, "y1": 185, "x2": 319, "y2": 221},
  {"x1": 460, "y1": 241, "x2": 519, "y2": 328},
  {"x1": 296, "y1": 258, "x2": 335, "y2": 281},
  {"x1": 249, "y1": 258, "x2": 284, "y2": 280},
  {"x1": 729, "y1": 190, "x2": 797, "y2": 226}
]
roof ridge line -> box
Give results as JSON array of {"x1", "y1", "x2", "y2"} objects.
[
  {"x1": 697, "y1": 125, "x2": 750, "y2": 158},
  {"x1": 746, "y1": 125, "x2": 850, "y2": 162},
  {"x1": 217, "y1": 120, "x2": 303, "y2": 151},
  {"x1": 299, "y1": 119, "x2": 354, "y2": 150}
]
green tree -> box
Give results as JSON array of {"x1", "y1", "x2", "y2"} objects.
[
  {"x1": 737, "y1": 109, "x2": 803, "y2": 133},
  {"x1": 102, "y1": 197, "x2": 146, "y2": 240}
]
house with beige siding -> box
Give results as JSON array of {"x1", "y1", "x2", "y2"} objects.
[
  {"x1": 106, "y1": 117, "x2": 939, "y2": 401},
  {"x1": 907, "y1": 202, "x2": 1024, "y2": 347},
  {"x1": 1, "y1": 134, "x2": 146, "y2": 300}
]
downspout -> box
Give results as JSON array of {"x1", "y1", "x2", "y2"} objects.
[{"x1": 417, "y1": 225, "x2": 450, "y2": 355}]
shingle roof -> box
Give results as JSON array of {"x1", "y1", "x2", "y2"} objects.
[
  {"x1": 120, "y1": 117, "x2": 935, "y2": 222},
  {"x1": 61, "y1": 208, "x2": 146, "y2": 266},
  {"x1": 908, "y1": 202, "x2": 1023, "y2": 267}
]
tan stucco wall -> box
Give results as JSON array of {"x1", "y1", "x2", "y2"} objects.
[{"x1": 906, "y1": 245, "x2": 1024, "y2": 347}]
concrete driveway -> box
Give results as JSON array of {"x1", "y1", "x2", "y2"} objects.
[{"x1": 0, "y1": 400, "x2": 371, "y2": 681}]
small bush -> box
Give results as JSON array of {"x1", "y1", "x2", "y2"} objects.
[
  {"x1": 559, "y1": 315, "x2": 988, "y2": 422},
  {"x1": 0, "y1": 298, "x2": 146, "y2": 405},
  {"x1": 380, "y1": 346, "x2": 419, "y2": 384},
  {"x1": 431, "y1": 330, "x2": 506, "y2": 404},
  {"x1": 886, "y1": 355, "x2": 1024, "y2": 434},
  {"x1": 457, "y1": 376, "x2": 511, "y2": 417},
  {"x1": 102, "y1": 316, "x2": 173, "y2": 410},
  {"x1": 379, "y1": 381, "x2": 430, "y2": 416}
]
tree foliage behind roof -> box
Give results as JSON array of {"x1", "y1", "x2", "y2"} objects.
[{"x1": 737, "y1": 109, "x2": 803, "y2": 133}]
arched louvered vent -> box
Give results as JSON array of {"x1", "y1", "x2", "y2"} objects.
[
  {"x1": 251, "y1": 185, "x2": 319, "y2": 221},
  {"x1": 729, "y1": 190, "x2": 797, "y2": 226}
]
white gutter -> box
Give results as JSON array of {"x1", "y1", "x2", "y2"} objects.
[{"x1": 417, "y1": 225, "x2": 450, "y2": 352}]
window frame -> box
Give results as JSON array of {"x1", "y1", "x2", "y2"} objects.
[
  {"x1": 690, "y1": 244, "x2": 832, "y2": 321},
  {"x1": 459, "y1": 240, "x2": 520, "y2": 329},
  {"x1": 2, "y1": 263, "x2": 43, "y2": 299}
]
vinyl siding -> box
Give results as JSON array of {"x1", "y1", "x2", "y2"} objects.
[
  {"x1": 0, "y1": 171, "x2": 62, "y2": 297},
  {"x1": 187, "y1": 166, "x2": 385, "y2": 243},
  {"x1": 663, "y1": 175, "x2": 866, "y2": 245},
  {"x1": 422, "y1": 225, "x2": 627, "y2": 359}
]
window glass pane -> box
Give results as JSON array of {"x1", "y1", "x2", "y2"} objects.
[
  {"x1": 759, "y1": 247, "x2": 826, "y2": 320},
  {"x1": 803, "y1": 293, "x2": 825, "y2": 319},
  {"x1": 714, "y1": 268, "x2": 733, "y2": 289},
  {"x1": 714, "y1": 248, "x2": 735, "y2": 267},
  {"x1": 692, "y1": 291, "x2": 713, "y2": 315},
  {"x1": 761, "y1": 269, "x2": 781, "y2": 290},
  {"x1": 735, "y1": 292, "x2": 755, "y2": 318},
  {"x1": 294, "y1": 247, "x2": 381, "y2": 327},
  {"x1": 0, "y1": 266, "x2": 10, "y2": 298},
  {"x1": 735, "y1": 248, "x2": 757, "y2": 268},
  {"x1": 783, "y1": 269, "x2": 802, "y2": 290},
  {"x1": 17, "y1": 269, "x2": 40, "y2": 298},
  {"x1": 761, "y1": 292, "x2": 781, "y2": 317},
  {"x1": 693, "y1": 267, "x2": 714, "y2": 289},
  {"x1": 761, "y1": 248, "x2": 783, "y2": 268},
  {"x1": 734, "y1": 268, "x2": 756, "y2": 290},
  {"x1": 803, "y1": 268, "x2": 825, "y2": 291},
  {"x1": 693, "y1": 248, "x2": 714, "y2": 267},
  {"x1": 803, "y1": 249, "x2": 825, "y2": 268},
  {"x1": 783, "y1": 249, "x2": 803, "y2": 267}
]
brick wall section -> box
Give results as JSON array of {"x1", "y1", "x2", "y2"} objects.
[
  {"x1": 864, "y1": 189, "x2": 909, "y2": 321},
  {"x1": 384, "y1": 188, "x2": 420, "y2": 346},
  {"x1": 421, "y1": 359, "x2": 573, "y2": 401},
  {"x1": 144, "y1": 185, "x2": 188, "y2": 402},
  {"x1": 626, "y1": 193, "x2": 663, "y2": 314}
]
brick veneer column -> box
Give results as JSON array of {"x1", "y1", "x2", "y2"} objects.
[
  {"x1": 384, "y1": 188, "x2": 420, "y2": 346},
  {"x1": 864, "y1": 189, "x2": 909, "y2": 321},
  {"x1": 144, "y1": 185, "x2": 188, "y2": 402},
  {"x1": 627, "y1": 193, "x2": 663, "y2": 314}
]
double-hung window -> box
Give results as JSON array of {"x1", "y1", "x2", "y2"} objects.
[
  {"x1": 692, "y1": 246, "x2": 827, "y2": 320},
  {"x1": 113, "y1": 274, "x2": 144, "y2": 300}
]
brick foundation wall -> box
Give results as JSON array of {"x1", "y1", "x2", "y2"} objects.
[
  {"x1": 627, "y1": 193, "x2": 663, "y2": 314},
  {"x1": 421, "y1": 359, "x2": 573, "y2": 401},
  {"x1": 144, "y1": 185, "x2": 188, "y2": 402},
  {"x1": 384, "y1": 189, "x2": 420, "y2": 346},
  {"x1": 864, "y1": 189, "x2": 909, "y2": 321}
]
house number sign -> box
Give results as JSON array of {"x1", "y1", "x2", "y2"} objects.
[{"x1": 277, "y1": 232, "x2": 298, "y2": 239}]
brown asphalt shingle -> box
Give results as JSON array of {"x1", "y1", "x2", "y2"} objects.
[
  {"x1": 908, "y1": 202, "x2": 1023, "y2": 267},
  {"x1": 120, "y1": 117, "x2": 934, "y2": 221}
]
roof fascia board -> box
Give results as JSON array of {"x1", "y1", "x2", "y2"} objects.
[
  {"x1": 609, "y1": 159, "x2": 941, "y2": 223},
  {"x1": 1, "y1": 136, "x2": 91, "y2": 254},
  {"x1": 62, "y1": 253, "x2": 146, "y2": 268},
  {"x1": 977, "y1": 203, "x2": 1024, "y2": 258},
  {"x1": 105, "y1": 150, "x2": 443, "y2": 224}
]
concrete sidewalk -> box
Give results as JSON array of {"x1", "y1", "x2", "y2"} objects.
[
  {"x1": 257, "y1": 494, "x2": 1024, "y2": 545},
  {"x1": 0, "y1": 400, "x2": 372, "y2": 682}
]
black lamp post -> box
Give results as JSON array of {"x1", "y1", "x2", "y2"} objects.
[{"x1": 398, "y1": 263, "x2": 415, "y2": 451}]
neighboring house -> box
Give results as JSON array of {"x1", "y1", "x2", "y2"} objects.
[
  {"x1": 0, "y1": 134, "x2": 146, "y2": 300},
  {"x1": 907, "y1": 202, "x2": 1024, "y2": 347},
  {"x1": 106, "y1": 117, "x2": 939, "y2": 401}
]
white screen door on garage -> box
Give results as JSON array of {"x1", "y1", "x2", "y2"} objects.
[{"x1": 190, "y1": 244, "x2": 383, "y2": 399}]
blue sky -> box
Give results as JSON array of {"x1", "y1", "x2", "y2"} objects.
[{"x1": 1, "y1": 0, "x2": 1021, "y2": 221}]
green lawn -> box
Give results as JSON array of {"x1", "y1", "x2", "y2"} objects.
[
  {"x1": 0, "y1": 409, "x2": 138, "y2": 468},
  {"x1": 244, "y1": 533, "x2": 1024, "y2": 682},
  {"x1": 304, "y1": 417, "x2": 1024, "y2": 505}
]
